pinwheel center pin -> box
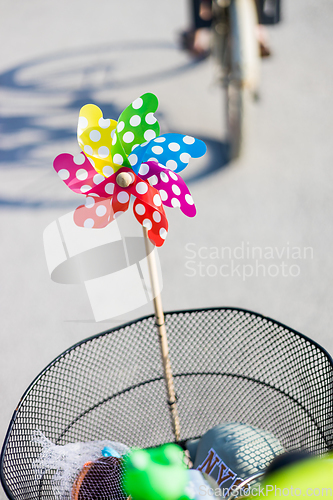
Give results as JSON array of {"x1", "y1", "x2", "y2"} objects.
[{"x1": 116, "y1": 172, "x2": 135, "y2": 188}]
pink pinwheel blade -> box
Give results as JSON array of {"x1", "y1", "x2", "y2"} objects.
[
  {"x1": 74, "y1": 197, "x2": 113, "y2": 228},
  {"x1": 53, "y1": 152, "x2": 109, "y2": 194}
]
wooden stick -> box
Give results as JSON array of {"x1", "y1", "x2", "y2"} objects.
[{"x1": 142, "y1": 227, "x2": 181, "y2": 442}]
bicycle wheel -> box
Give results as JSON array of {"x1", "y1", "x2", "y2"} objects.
[
  {"x1": 213, "y1": 0, "x2": 260, "y2": 159},
  {"x1": 228, "y1": 0, "x2": 260, "y2": 158}
]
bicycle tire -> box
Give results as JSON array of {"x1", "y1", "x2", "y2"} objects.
[
  {"x1": 213, "y1": 0, "x2": 260, "y2": 159},
  {"x1": 228, "y1": 0, "x2": 260, "y2": 158}
]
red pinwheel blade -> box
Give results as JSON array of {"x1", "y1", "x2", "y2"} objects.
[
  {"x1": 132, "y1": 195, "x2": 168, "y2": 247},
  {"x1": 111, "y1": 185, "x2": 131, "y2": 219}
]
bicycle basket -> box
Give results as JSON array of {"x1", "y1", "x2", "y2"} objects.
[{"x1": 1, "y1": 307, "x2": 333, "y2": 500}]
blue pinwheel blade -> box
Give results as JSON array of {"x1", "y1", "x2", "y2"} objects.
[{"x1": 129, "y1": 133, "x2": 207, "y2": 174}]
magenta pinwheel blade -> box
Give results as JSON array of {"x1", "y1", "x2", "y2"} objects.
[
  {"x1": 136, "y1": 161, "x2": 196, "y2": 217},
  {"x1": 53, "y1": 152, "x2": 110, "y2": 195}
]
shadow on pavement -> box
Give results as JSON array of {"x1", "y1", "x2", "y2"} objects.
[
  {"x1": 185, "y1": 136, "x2": 230, "y2": 184},
  {"x1": 0, "y1": 40, "x2": 230, "y2": 207}
]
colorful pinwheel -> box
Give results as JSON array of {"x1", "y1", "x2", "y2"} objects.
[
  {"x1": 51, "y1": 93, "x2": 207, "y2": 442},
  {"x1": 53, "y1": 93, "x2": 206, "y2": 246}
]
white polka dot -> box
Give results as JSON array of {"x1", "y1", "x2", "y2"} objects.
[
  {"x1": 84, "y1": 218, "x2": 94, "y2": 228},
  {"x1": 103, "y1": 165, "x2": 114, "y2": 177},
  {"x1": 113, "y1": 154, "x2": 123, "y2": 165},
  {"x1": 139, "y1": 163, "x2": 149, "y2": 176},
  {"x1": 135, "y1": 204, "x2": 145, "y2": 216},
  {"x1": 185, "y1": 194, "x2": 194, "y2": 205},
  {"x1": 76, "y1": 169, "x2": 88, "y2": 180},
  {"x1": 148, "y1": 175, "x2": 158, "y2": 186},
  {"x1": 160, "y1": 228, "x2": 167, "y2": 240},
  {"x1": 153, "y1": 194, "x2": 162, "y2": 206},
  {"x1": 166, "y1": 160, "x2": 178, "y2": 171},
  {"x1": 81, "y1": 185, "x2": 91, "y2": 193},
  {"x1": 111, "y1": 129, "x2": 116, "y2": 139},
  {"x1": 130, "y1": 115, "x2": 141, "y2": 126},
  {"x1": 144, "y1": 130, "x2": 156, "y2": 141},
  {"x1": 172, "y1": 185, "x2": 181, "y2": 196},
  {"x1": 123, "y1": 131, "x2": 135, "y2": 143},
  {"x1": 58, "y1": 169, "x2": 70, "y2": 180},
  {"x1": 129, "y1": 154, "x2": 138, "y2": 166},
  {"x1": 96, "y1": 205, "x2": 107, "y2": 217},
  {"x1": 145, "y1": 112, "x2": 157, "y2": 125},
  {"x1": 93, "y1": 174, "x2": 104, "y2": 185},
  {"x1": 168, "y1": 142, "x2": 180, "y2": 152},
  {"x1": 85, "y1": 197, "x2": 95, "y2": 208},
  {"x1": 154, "y1": 137, "x2": 166, "y2": 143},
  {"x1": 136, "y1": 182, "x2": 148, "y2": 194},
  {"x1": 132, "y1": 144, "x2": 139, "y2": 151},
  {"x1": 171, "y1": 198, "x2": 181, "y2": 208},
  {"x1": 117, "y1": 121, "x2": 125, "y2": 132},
  {"x1": 105, "y1": 183, "x2": 115, "y2": 195},
  {"x1": 112, "y1": 134, "x2": 117, "y2": 145},
  {"x1": 88, "y1": 157, "x2": 95, "y2": 167},
  {"x1": 180, "y1": 152, "x2": 190, "y2": 163},
  {"x1": 142, "y1": 219, "x2": 152, "y2": 230},
  {"x1": 84, "y1": 145, "x2": 93, "y2": 155},
  {"x1": 73, "y1": 154, "x2": 85, "y2": 165},
  {"x1": 160, "y1": 190, "x2": 168, "y2": 201},
  {"x1": 114, "y1": 211, "x2": 124, "y2": 219},
  {"x1": 153, "y1": 211, "x2": 161, "y2": 223},
  {"x1": 89, "y1": 130, "x2": 101, "y2": 142},
  {"x1": 140, "y1": 142, "x2": 148, "y2": 148},
  {"x1": 183, "y1": 135, "x2": 195, "y2": 144},
  {"x1": 158, "y1": 163, "x2": 166, "y2": 169},
  {"x1": 169, "y1": 171, "x2": 178, "y2": 180},
  {"x1": 132, "y1": 97, "x2": 143, "y2": 109},
  {"x1": 160, "y1": 172, "x2": 169, "y2": 183},
  {"x1": 152, "y1": 146, "x2": 163, "y2": 155},
  {"x1": 99, "y1": 118, "x2": 111, "y2": 129},
  {"x1": 117, "y1": 191, "x2": 130, "y2": 204},
  {"x1": 78, "y1": 116, "x2": 88, "y2": 129},
  {"x1": 98, "y1": 146, "x2": 109, "y2": 158}
]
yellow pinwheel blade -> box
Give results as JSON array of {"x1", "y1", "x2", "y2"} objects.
[{"x1": 77, "y1": 104, "x2": 126, "y2": 176}]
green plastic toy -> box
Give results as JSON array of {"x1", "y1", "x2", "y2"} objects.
[{"x1": 122, "y1": 444, "x2": 190, "y2": 500}]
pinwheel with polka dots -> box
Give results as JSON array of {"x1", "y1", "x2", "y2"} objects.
[
  {"x1": 53, "y1": 93, "x2": 206, "y2": 247},
  {"x1": 52, "y1": 93, "x2": 207, "y2": 442}
]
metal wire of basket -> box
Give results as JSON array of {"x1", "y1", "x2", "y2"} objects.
[{"x1": 1, "y1": 307, "x2": 333, "y2": 500}]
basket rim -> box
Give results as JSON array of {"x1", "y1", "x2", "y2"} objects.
[{"x1": 1, "y1": 306, "x2": 333, "y2": 500}]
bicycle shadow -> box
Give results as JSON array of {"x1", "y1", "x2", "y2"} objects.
[
  {"x1": 0, "y1": 40, "x2": 230, "y2": 207},
  {"x1": 185, "y1": 136, "x2": 230, "y2": 184}
]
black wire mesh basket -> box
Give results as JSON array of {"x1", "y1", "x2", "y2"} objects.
[{"x1": 1, "y1": 307, "x2": 333, "y2": 500}]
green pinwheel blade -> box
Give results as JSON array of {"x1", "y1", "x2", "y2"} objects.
[{"x1": 116, "y1": 93, "x2": 160, "y2": 157}]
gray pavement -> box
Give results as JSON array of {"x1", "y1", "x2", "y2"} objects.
[{"x1": 1, "y1": 0, "x2": 333, "y2": 498}]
